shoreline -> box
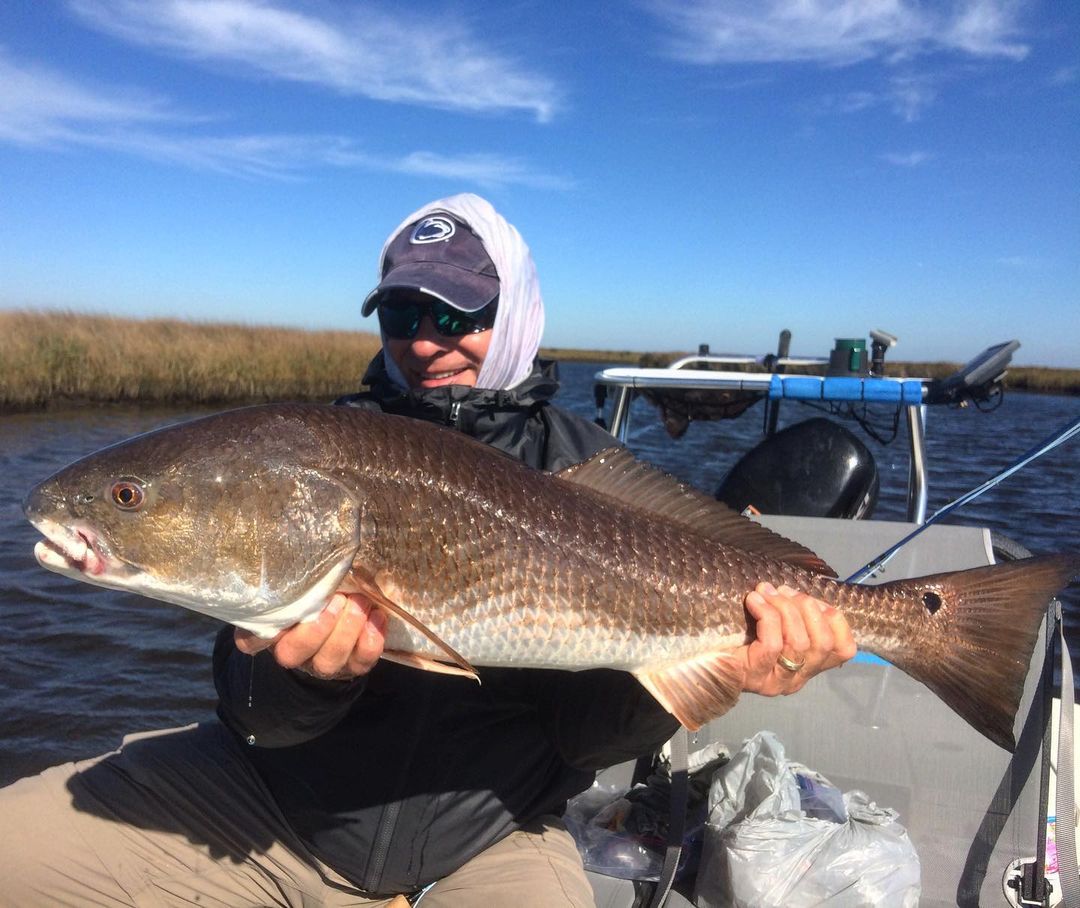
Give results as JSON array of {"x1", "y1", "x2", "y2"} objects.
[{"x1": 2, "y1": 310, "x2": 1076, "y2": 413}]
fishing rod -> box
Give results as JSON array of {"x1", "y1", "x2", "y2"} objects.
[{"x1": 846, "y1": 415, "x2": 1080, "y2": 583}]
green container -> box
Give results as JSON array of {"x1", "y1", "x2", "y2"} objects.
[{"x1": 828, "y1": 338, "x2": 868, "y2": 376}]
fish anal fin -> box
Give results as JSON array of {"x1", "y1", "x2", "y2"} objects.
[
  {"x1": 557, "y1": 447, "x2": 835, "y2": 577},
  {"x1": 382, "y1": 649, "x2": 480, "y2": 681},
  {"x1": 341, "y1": 569, "x2": 479, "y2": 681},
  {"x1": 634, "y1": 652, "x2": 746, "y2": 731}
]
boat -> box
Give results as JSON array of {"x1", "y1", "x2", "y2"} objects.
[{"x1": 578, "y1": 334, "x2": 1077, "y2": 907}]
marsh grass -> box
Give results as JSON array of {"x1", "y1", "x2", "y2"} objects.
[
  {"x1": 2, "y1": 311, "x2": 1076, "y2": 411},
  {"x1": 1, "y1": 310, "x2": 382, "y2": 411}
]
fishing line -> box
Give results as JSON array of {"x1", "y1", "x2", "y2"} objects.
[{"x1": 846, "y1": 415, "x2": 1080, "y2": 583}]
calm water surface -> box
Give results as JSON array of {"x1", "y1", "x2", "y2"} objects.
[{"x1": 1, "y1": 362, "x2": 1077, "y2": 786}]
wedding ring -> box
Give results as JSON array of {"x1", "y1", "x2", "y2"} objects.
[{"x1": 777, "y1": 652, "x2": 805, "y2": 673}]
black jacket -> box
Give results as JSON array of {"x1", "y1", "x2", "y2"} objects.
[{"x1": 214, "y1": 358, "x2": 680, "y2": 895}]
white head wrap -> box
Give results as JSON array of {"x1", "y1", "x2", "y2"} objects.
[{"x1": 373, "y1": 193, "x2": 544, "y2": 391}]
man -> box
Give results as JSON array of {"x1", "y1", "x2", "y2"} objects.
[{"x1": 0, "y1": 193, "x2": 854, "y2": 906}]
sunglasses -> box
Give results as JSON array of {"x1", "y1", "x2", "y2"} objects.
[{"x1": 377, "y1": 294, "x2": 498, "y2": 340}]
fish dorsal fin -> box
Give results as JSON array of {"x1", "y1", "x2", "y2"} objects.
[
  {"x1": 341, "y1": 570, "x2": 479, "y2": 681},
  {"x1": 634, "y1": 652, "x2": 747, "y2": 731},
  {"x1": 557, "y1": 447, "x2": 836, "y2": 577}
]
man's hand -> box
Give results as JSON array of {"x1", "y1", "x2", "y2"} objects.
[
  {"x1": 234, "y1": 593, "x2": 387, "y2": 680},
  {"x1": 740, "y1": 582, "x2": 856, "y2": 696}
]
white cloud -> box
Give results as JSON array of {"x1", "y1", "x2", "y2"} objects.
[
  {"x1": 321, "y1": 147, "x2": 572, "y2": 190},
  {"x1": 392, "y1": 152, "x2": 574, "y2": 191},
  {"x1": 944, "y1": 0, "x2": 1030, "y2": 59},
  {"x1": 0, "y1": 49, "x2": 566, "y2": 186},
  {"x1": 1049, "y1": 65, "x2": 1078, "y2": 86},
  {"x1": 996, "y1": 254, "x2": 1039, "y2": 268},
  {"x1": 0, "y1": 49, "x2": 186, "y2": 145},
  {"x1": 881, "y1": 150, "x2": 932, "y2": 166},
  {"x1": 811, "y1": 73, "x2": 939, "y2": 121},
  {"x1": 887, "y1": 73, "x2": 939, "y2": 121},
  {"x1": 96, "y1": 132, "x2": 356, "y2": 179},
  {"x1": 647, "y1": 0, "x2": 1030, "y2": 66},
  {"x1": 66, "y1": 0, "x2": 559, "y2": 121},
  {"x1": 117, "y1": 136, "x2": 567, "y2": 187}
]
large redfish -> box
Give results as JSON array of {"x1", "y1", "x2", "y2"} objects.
[{"x1": 23, "y1": 404, "x2": 1079, "y2": 750}]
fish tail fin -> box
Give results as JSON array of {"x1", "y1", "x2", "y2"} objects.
[{"x1": 881, "y1": 553, "x2": 1079, "y2": 751}]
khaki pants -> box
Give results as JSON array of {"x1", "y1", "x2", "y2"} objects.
[{"x1": 0, "y1": 722, "x2": 595, "y2": 908}]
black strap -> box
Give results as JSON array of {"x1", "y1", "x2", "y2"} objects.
[{"x1": 648, "y1": 729, "x2": 689, "y2": 908}]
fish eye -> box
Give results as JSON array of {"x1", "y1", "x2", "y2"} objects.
[{"x1": 110, "y1": 480, "x2": 145, "y2": 511}]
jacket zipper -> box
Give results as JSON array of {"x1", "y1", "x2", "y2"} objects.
[
  {"x1": 363, "y1": 801, "x2": 402, "y2": 892},
  {"x1": 361, "y1": 683, "x2": 433, "y2": 892}
]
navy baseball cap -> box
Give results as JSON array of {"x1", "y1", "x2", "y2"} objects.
[{"x1": 362, "y1": 213, "x2": 500, "y2": 316}]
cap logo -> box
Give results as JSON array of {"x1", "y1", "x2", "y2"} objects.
[{"x1": 410, "y1": 216, "x2": 455, "y2": 244}]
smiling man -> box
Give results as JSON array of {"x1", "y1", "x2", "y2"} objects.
[{"x1": 361, "y1": 212, "x2": 500, "y2": 390}]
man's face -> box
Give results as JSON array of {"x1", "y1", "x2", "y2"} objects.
[{"x1": 384, "y1": 313, "x2": 493, "y2": 390}]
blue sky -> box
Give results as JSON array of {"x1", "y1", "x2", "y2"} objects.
[{"x1": 1, "y1": 1, "x2": 1077, "y2": 367}]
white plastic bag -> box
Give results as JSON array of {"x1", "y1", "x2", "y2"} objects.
[{"x1": 694, "y1": 731, "x2": 920, "y2": 907}]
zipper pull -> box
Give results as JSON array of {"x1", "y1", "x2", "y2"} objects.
[{"x1": 449, "y1": 400, "x2": 462, "y2": 426}]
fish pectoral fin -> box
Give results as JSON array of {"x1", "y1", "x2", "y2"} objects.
[
  {"x1": 341, "y1": 570, "x2": 479, "y2": 680},
  {"x1": 381, "y1": 650, "x2": 480, "y2": 681},
  {"x1": 634, "y1": 653, "x2": 746, "y2": 731}
]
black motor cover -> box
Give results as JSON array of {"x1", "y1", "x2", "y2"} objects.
[{"x1": 715, "y1": 417, "x2": 879, "y2": 519}]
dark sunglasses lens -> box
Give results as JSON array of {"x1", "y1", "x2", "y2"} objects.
[
  {"x1": 377, "y1": 302, "x2": 421, "y2": 339},
  {"x1": 431, "y1": 303, "x2": 476, "y2": 337},
  {"x1": 431, "y1": 300, "x2": 496, "y2": 337},
  {"x1": 378, "y1": 297, "x2": 497, "y2": 339}
]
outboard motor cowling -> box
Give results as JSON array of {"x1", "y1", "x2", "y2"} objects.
[{"x1": 715, "y1": 418, "x2": 879, "y2": 519}]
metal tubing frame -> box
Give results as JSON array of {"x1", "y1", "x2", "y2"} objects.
[
  {"x1": 905, "y1": 404, "x2": 928, "y2": 524},
  {"x1": 608, "y1": 386, "x2": 634, "y2": 443}
]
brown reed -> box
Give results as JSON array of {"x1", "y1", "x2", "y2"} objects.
[{"x1": 0, "y1": 310, "x2": 382, "y2": 411}]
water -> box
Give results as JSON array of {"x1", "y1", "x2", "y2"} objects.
[{"x1": 0, "y1": 364, "x2": 1077, "y2": 787}]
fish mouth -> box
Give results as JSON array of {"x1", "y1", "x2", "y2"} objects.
[{"x1": 30, "y1": 517, "x2": 110, "y2": 578}]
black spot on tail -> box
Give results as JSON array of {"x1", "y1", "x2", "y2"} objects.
[{"x1": 922, "y1": 591, "x2": 942, "y2": 614}]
